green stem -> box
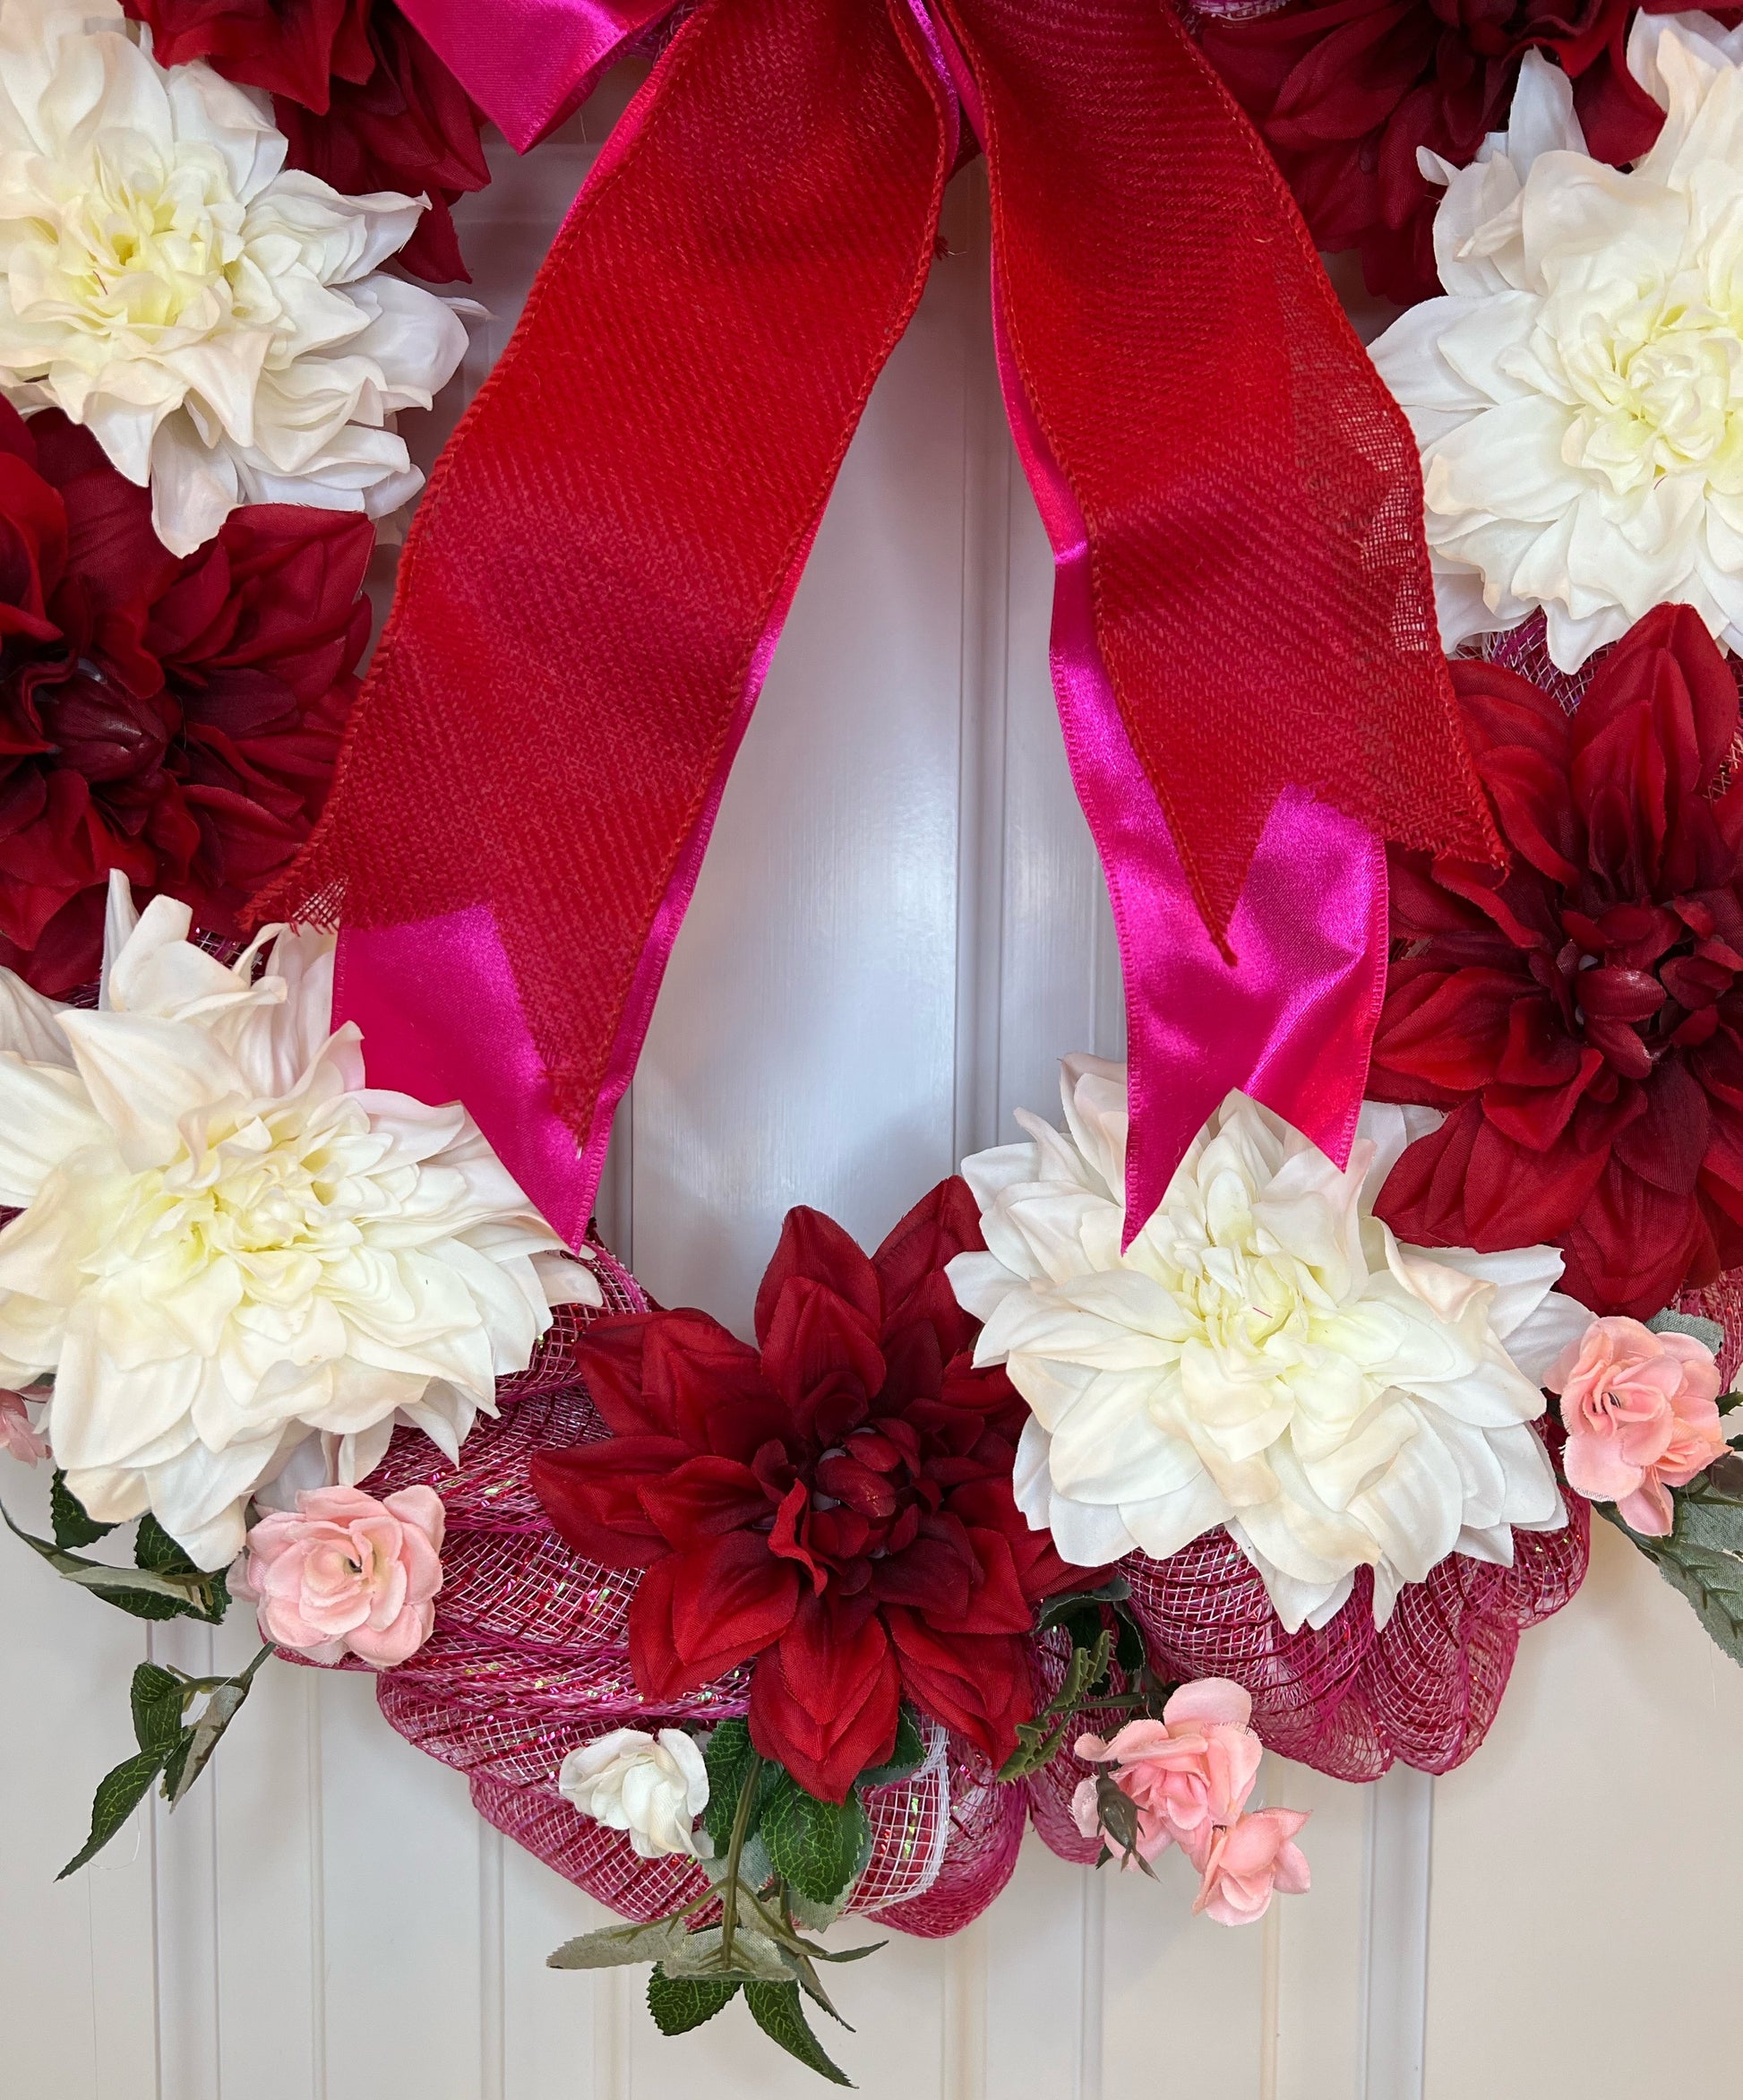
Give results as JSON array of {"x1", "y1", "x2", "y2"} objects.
[{"x1": 717, "y1": 1751, "x2": 763, "y2": 1965}]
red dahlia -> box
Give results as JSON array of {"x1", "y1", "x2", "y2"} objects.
[
  {"x1": 124, "y1": 0, "x2": 488, "y2": 283},
  {"x1": 1198, "y1": 0, "x2": 1688, "y2": 307},
  {"x1": 0, "y1": 403, "x2": 372, "y2": 994},
  {"x1": 1371, "y1": 606, "x2": 1743, "y2": 1319},
  {"x1": 531, "y1": 1180, "x2": 1100, "y2": 1802}
]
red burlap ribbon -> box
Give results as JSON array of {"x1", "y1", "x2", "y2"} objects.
[{"x1": 256, "y1": 0, "x2": 1497, "y2": 1230}]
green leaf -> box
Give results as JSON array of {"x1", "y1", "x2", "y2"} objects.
[
  {"x1": 129, "y1": 1663, "x2": 187, "y2": 1757},
  {"x1": 1034, "y1": 1576, "x2": 1130, "y2": 1631},
  {"x1": 165, "y1": 1681, "x2": 247, "y2": 1808},
  {"x1": 2, "y1": 1502, "x2": 226, "y2": 1621},
  {"x1": 761, "y1": 1779, "x2": 871, "y2": 1906},
  {"x1": 1647, "y1": 1310, "x2": 1727, "y2": 1356},
  {"x1": 856, "y1": 1707, "x2": 925, "y2": 1789},
  {"x1": 646, "y1": 1971, "x2": 740, "y2": 2035},
  {"x1": 1604, "y1": 1505, "x2": 1743, "y2": 1665},
  {"x1": 744, "y1": 1980, "x2": 854, "y2": 2086},
  {"x1": 59, "y1": 1749, "x2": 164, "y2": 1879},
  {"x1": 135, "y1": 1514, "x2": 230, "y2": 1624},
  {"x1": 660, "y1": 1924, "x2": 792, "y2": 1984},
  {"x1": 702, "y1": 1720, "x2": 763, "y2": 1856},
  {"x1": 546, "y1": 1916, "x2": 697, "y2": 1971},
  {"x1": 50, "y1": 1471, "x2": 116, "y2": 1550}
]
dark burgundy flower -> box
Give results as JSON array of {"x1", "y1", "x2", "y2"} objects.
[
  {"x1": 0, "y1": 402, "x2": 372, "y2": 994},
  {"x1": 124, "y1": 0, "x2": 488, "y2": 282},
  {"x1": 1371, "y1": 604, "x2": 1743, "y2": 1318},
  {"x1": 1198, "y1": 0, "x2": 1703, "y2": 306},
  {"x1": 531, "y1": 1180, "x2": 1103, "y2": 1802}
]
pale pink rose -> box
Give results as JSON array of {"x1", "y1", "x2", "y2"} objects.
[
  {"x1": 1189, "y1": 1807, "x2": 1312, "y2": 1926},
  {"x1": 235, "y1": 1485, "x2": 445, "y2": 1667},
  {"x1": 1076, "y1": 1677, "x2": 1265, "y2": 1863},
  {"x1": 1549, "y1": 1317, "x2": 1729, "y2": 1536},
  {"x1": 0, "y1": 1390, "x2": 47, "y2": 1465}
]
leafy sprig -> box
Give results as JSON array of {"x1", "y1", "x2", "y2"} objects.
[
  {"x1": 547, "y1": 1716, "x2": 925, "y2": 2083},
  {"x1": 997, "y1": 1577, "x2": 1174, "y2": 1782}
]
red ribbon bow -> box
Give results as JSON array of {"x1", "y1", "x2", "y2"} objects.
[{"x1": 257, "y1": 0, "x2": 1498, "y2": 1244}]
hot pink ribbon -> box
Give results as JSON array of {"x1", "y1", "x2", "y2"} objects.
[{"x1": 355, "y1": 0, "x2": 1390, "y2": 1245}]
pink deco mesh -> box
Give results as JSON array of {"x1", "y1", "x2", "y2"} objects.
[{"x1": 352, "y1": 1244, "x2": 1591, "y2": 1930}]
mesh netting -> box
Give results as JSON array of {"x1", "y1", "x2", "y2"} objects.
[{"x1": 347, "y1": 1244, "x2": 1590, "y2": 1928}]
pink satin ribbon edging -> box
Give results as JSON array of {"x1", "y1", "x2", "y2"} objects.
[
  {"x1": 990, "y1": 283, "x2": 1387, "y2": 1239},
  {"x1": 396, "y1": 0, "x2": 669, "y2": 151}
]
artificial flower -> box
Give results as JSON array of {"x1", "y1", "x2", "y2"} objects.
[
  {"x1": 236, "y1": 1482, "x2": 444, "y2": 1665},
  {"x1": 123, "y1": 0, "x2": 490, "y2": 283},
  {"x1": 0, "y1": 0, "x2": 470, "y2": 556},
  {"x1": 0, "y1": 1386, "x2": 45, "y2": 1462},
  {"x1": 1189, "y1": 1807, "x2": 1312, "y2": 1927},
  {"x1": 1070, "y1": 1678, "x2": 1265, "y2": 1863},
  {"x1": 531, "y1": 1180, "x2": 1103, "y2": 1803},
  {"x1": 0, "y1": 401, "x2": 368, "y2": 994},
  {"x1": 949, "y1": 1057, "x2": 1590, "y2": 1632},
  {"x1": 1547, "y1": 1315, "x2": 1728, "y2": 1530},
  {"x1": 1370, "y1": 18, "x2": 1743, "y2": 669},
  {"x1": 0, "y1": 871, "x2": 592, "y2": 1567},
  {"x1": 1372, "y1": 604, "x2": 1743, "y2": 1317},
  {"x1": 1199, "y1": 0, "x2": 1670, "y2": 307},
  {"x1": 557, "y1": 1726, "x2": 710, "y2": 1861}
]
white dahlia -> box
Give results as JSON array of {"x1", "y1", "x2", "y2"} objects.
[
  {"x1": 1370, "y1": 14, "x2": 1743, "y2": 670},
  {"x1": 948, "y1": 1059, "x2": 1592, "y2": 1631},
  {"x1": 0, "y1": 874, "x2": 597, "y2": 1567},
  {"x1": 0, "y1": 0, "x2": 469, "y2": 556}
]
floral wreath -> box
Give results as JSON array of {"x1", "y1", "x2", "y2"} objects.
[{"x1": 4, "y1": 0, "x2": 1743, "y2": 2085}]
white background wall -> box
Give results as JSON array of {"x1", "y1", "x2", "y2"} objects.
[{"x1": 4, "y1": 75, "x2": 1742, "y2": 2100}]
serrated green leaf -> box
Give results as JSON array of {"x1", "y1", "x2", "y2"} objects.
[
  {"x1": 661, "y1": 1924, "x2": 792, "y2": 1984},
  {"x1": 1647, "y1": 1310, "x2": 1727, "y2": 1356},
  {"x1": 546, "y1": 1916, "x2": 696, "y2": 1970},
  {"x1": 646, "y1": 1970, "x2": 740, "y2": 2035},
  {"x1": 1034, "y1": 1576, "x2": 1130, "y2": 1631},
  {"x1": 1605, "y1": 1505, "x2": 1743, "y2": 1665},
  {"x1": 135, "y1": 1515, "x2": 230, "y2": 1624},
  {"x1": 856, "y1": 1706, "x2": 925, "y2": 1789},
  {"x1": 761, "y1": 1780, "x2": 870, "y2": 1906},
  {"x1": 703, "y1": 1720, "x2": 763, "y2": 1856},
  {"x1": 130, "y1": 1663, "x2": 186, "y2": 1756},
  {"x1": 165, "y1": 1681, "x2": 247, "y2": 1807},
  {"x1": 744, "y1": 1980, "x2": 854, "y2": 2086},
  {"x1": 50, "y1": 1471, "x2": 116, "y2": 1550},
  {"x1": 59, "y1": 1749, "x2": 164, "y2": 1878},
  {"x1": 2, "y1": 1502, "x2": 226, "y2": 1620}
]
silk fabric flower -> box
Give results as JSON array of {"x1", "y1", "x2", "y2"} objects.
[
  {"x1": 0, "y1": 401, "x2": 369, "y2": 994},
  {"x1": 1372, "y1": 606, "x2": 1743, "y2": 1317},
  {"x1": 1199, "y1": 0, "x2": 1667, "y2": 308},
  {"x1": 557, "y1": 1727, "x2": 710, "y2": 1861},
  {"x1": 1370, "y1": 17, "x2": 1743, "y2": 670},
  {"x1": 236, "y1": 1482, "x2": 445, "y2": 1665},
  {"x1": 124, "y1": 0, "x2": 490, "y2": 283},
  {"x1": 0, "y1": 0, "x2": 470, "y2": 555},
  {"x1": 949, "y1": 1058, "x2": 1590, "y2": 1633},
  {"x1": 531, "y1": 1181, "x2": 1103, "y2": 1803},
  {"x1": 1071, "y1": 1678, "x2": 1264, "y2": 1863},
  {"x1": 0, "y1": 872, "x2": 591, "y2": 1566},
  {"x1": 0, "y1": 1386, "x2": 45, "y2": 1462},
  {"x1": 1548, "y1": 1316, "x2": 1728, "y2": 1531}
]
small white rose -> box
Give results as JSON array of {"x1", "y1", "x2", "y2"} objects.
[{"x1": 557, "y1": 1728, "x2": 709, "y2": 1861}]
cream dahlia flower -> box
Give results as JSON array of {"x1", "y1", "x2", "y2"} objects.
[
  {"x1": 0, "y1": 874, "x2": 597, "y2": 1567},
  {"x1": 1370, "y1": 14, "x2": 1743, "y2": 670},
  {"x1": 0, "y1": 0, "x2": 469, "y2": 556},
  {"x1": 948, "y1": 1059, "x2": 1593, "y2": 1632}
]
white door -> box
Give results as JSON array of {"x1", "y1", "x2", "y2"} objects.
[{"x1": 4, "y1": 70, "x2": 1741, "y2": 2100}]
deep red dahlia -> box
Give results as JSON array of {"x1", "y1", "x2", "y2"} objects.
[
  {"x1": 124, "y1": 0, "x2": 488, "y2": 282},
  {"x1": 1371, "y1": 605, "x2": 1743, "y2": 1319},
  {"x1": 531, "y1": 1180, "x2": 1100, "y2": 1803},
  {"x1": 1198, "y1": 0, "x2": 1693, "y2": 307},
  {"x1": 0, "y1": 403, "x2": 372, "y2": 994}
]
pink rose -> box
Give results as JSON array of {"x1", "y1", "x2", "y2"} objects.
[
  {"x1": 0, "y1": 1390, "x2": 47, "y2": 1465},
  {"x1": 1549, "y1": 1317, "x2": 1729, "y2": 1536},
  {"x1": 1076, "y1": 1677, "x2": 1266, "y2": 1864},
  {"x1": 235, "y1": 1485, "x2": 445, "y2": 1667},
  {"x1": 1189, "y1": 1807, "x2": 1312, "y2": 1927}
]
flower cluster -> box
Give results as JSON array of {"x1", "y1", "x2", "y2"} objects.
[
  {"x1": 1073, "y1": 1679, "x2": 1310, "y2": 1926},
  {"x1": 1370, "y1": 18, "x2": 1743, "y2": 668},
  {"x1": 531, "y1": 1180, "x2": 1102, "y2": 1803},
  {"x1": 0, "y1": 0, "x2": 470, "y2": 556},
  {"x1": 1372, "y1": 605, "x2": 1743, "y2": 1318},
  {"x1": 0, "y1": 401, "x2": 369, "y2": 994},
  {"x1": 0, "y1": 872, "x2": 589, "y2": 1565},
  {"x1": 949, "y1": 1057, "x2": 1589, "y2": 1632},
  {"x1": 123, "y1": 0, "x2": 490, "y2": 283}
]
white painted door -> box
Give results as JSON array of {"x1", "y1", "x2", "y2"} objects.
[{"x1": 5, "y1": 71, "x2": 1742, "y2": 2100}]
